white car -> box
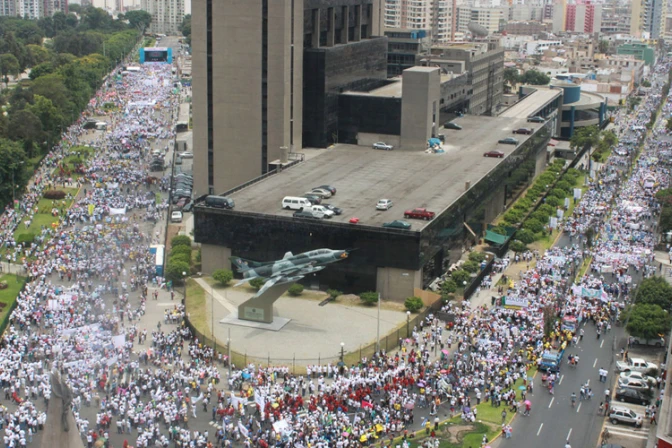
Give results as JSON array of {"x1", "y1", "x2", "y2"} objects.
[
  {"x1": 617, "y1": 377, "x2": 651, "y2": 391},
  {"x1": 619, "y1": 371, "x2": 657, "y2": 385},
  {"x1": 609, "y1": 406, "x2": 643, "y2": 427},
  {"x1": 170, "y1": 211, "x2": 183, "y2": 223},
  {"x1": 376, "y1": 199, "x2": 393, "y2": 210},
  {"x1": 308, "y1": 188, "x2": 332, "y2": 199},
  {"x1": 178, "y1": 151, "x2": 194, "y2": 159},
  {"x1": 373, "y1": 142, "x2": 393, "y2": 151}
]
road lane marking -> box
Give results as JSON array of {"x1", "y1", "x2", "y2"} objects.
[
  {"x1": 600, "y1": 340, "x2": 604, "y2": 348},
  {"x1": 549, "y1": 397, "x2": 554, "y2": 408},
  {"x1": 559, "y1": 375, "x2": 564, "y2": 384},
  {"x1": 576, "y1": 403, "x2": 581, "y2": 413},
  {"x1": 604, "y1": 428, "x2": 648, "y2": 440},
  {"x1": 537, "y1": 423, "x2": 543, "y2": 436},
  {"x1": 593, "y1": 358, "x2": 598, "y2": 368},
  {"x1": 586, "y1": 379, "x2": 590, "y2": 386},
  {"x1": 567, "y1": 428, "x2": 572, "y2": 440}
]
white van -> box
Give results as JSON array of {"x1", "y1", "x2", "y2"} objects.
[
  {"x1": 282, "y1": 196, "x2": 312, "y2": 210},
  {"x1": 170, "y1": 211, "x2": 183, "y2": 223},
  {"x1": 95, "y1": 122, "x2": 107, "y2": 131},
  {"x1": 310, "y1": 205, "x2": 335, "y2": 218}
]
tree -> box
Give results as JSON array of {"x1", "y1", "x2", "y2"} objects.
[
  {"x1": 626, "y1": 304, "x2": 672, "y2": 340},
  {"x1": 287, "y1": 284, "x2": 304, "y2": 296},
  {"x1": 171, "y1": 235, "x2": 192, "y2": 248},
  {"x1": 451, "y1": 269, "x2": 471, "y2": 286},
  {"x1": 0, "y1": 53, "x2": 20, "y2": 87},
  {"x1": 8, "y1": 110, "x2": 43, "y2": 155},
  {"x1": 27, "y1": 95, "x2": 64, "y2": 138},
  {"x1": 598, "y1": 39, "x2": 609, "y2": 54},
  {"x1": 327, "y1": 289, "x2": 342, "y2": 299},
  {"x1": 637, "y1": 276, "x2": 672, "y2": 309},
  {"x1": 441, "y1": 279, "x2": 457, "y2": 295},
  {"x1": 521, "y1": 70, "x2": 551, "y2": 85},
  {"x1": 249, "y1": 277, "x2": 265, "y2": 291},
  {"x1": 212, "y1": 269, "x2": 233, "y2": 286},
  {"x1": 642, "y1": 79, "x2": 652, "y2": 88},
  {"x1": 543, "y1": 304, "x2": 556, "y2": 337},
  {"x1": 180, "y1": 14, "x2": 191, "y2": 45},
  {"x1": 510, "y1": 240, "x2": 527, "y2": 252},
  {"x1": 25, "y1": 44, "x2": 50, "y2": 67},
  {"x1": 359, "y1": 291, "x2": 379, "y2": 306},
  {"x1": 569, "y1": 125, "x2": 600, "y2": 151},
  {"x1": 404, "y1": 296, "x2": 424, "y2": 313},
  {"x1": 0, "y1": 138, "x2": 27, "y2": 207},
  {"x1": 124, "y1": 10, "x2": 152, "y2": 31},
  {"x1": 667, "y1": 117, "x2": 672, "y2": 132},
  {"x1": 503, "y1": 67, "x2": 520, "y2": 91},
  {"x1": 165, "y1": 259, "x2": 190, "y2": 283},
  {"x1": 462, "y1": 260, "x2": 479, "y2": 273}
]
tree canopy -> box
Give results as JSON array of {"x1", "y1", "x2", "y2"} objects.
[
  {"x1": 637, "y1": 276, "x2": 672, "y2": 309},
  {"x1": 627, "y1": 304, "x2": 672, "y2": 340}
]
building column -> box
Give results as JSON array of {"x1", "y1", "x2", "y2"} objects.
[
  {"x1": 327, "y1": 7, "x2": 335, "y2": 46},
  {"x1": 340, "y1": 5, "x2": 349, "y2": 44},
  {"x1": 353, "y1": 4, "x2": 362, "y2": 41},
  {"x1": 312, "y1": 8, "x2": 320, "y2": 48}
]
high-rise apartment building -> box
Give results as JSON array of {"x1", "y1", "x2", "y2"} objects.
[
  {"x1": 43, "y1": 0, "x2": 68, "y2": 15},
  {"x1": 630, "y1": 0, "x2": 667, "y2": 37},
  {"x1": 16, "y1": 0, "x2": 41, "y2": 18},
  {"x1": 565, "y1": 2, "x2": 602, "y2": 33},
  {"x1": 192, "y1": 0, "x2": 384, "y2": 196},
  {"x1": 384, "y1": 0, "x2": 454, "y2": 43},
  {"x1": 0, "y1": 0, "x2": 17, "y2": 15},
  {"x1": 140, "y1": 0, "x2": 185, "y2": 35}
]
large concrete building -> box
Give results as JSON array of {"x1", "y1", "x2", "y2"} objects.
[
  {"x1": 565, "y1": 3, "x2": 602, "y2": 33},
  {"x1": 192, "y1": 0, "x2": 384, "y2": 196},
  {"x1": 383, "y1": 0, "x2": 454, "y2": 43},
  {"x1": 140, "y1": 0, "x2": 185, "y2": 35}
]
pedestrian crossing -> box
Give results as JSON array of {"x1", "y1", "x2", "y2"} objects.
[{"x1": 604, "y1": 424, "x2": 650, "y2": 440}]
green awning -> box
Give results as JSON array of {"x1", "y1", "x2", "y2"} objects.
[{"x1": 485, "y1": 230, "x2": 507, "y2": 245}]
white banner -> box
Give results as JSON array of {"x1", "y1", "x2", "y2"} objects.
[
  {"x1": 112, "y1": 334, "x2": 125, "y2": 349},
  {"x1": 109, "y1": 207, "x2": 126, "y2": 215},
  {"x1": 504, "y1": 296, "x2": 529, "y2": 308},
  {"x1": 238, "y1": 421, "x2": 249, "y2": 438}
]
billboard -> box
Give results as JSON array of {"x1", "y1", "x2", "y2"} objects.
[{"x1": 139, "y1": 47, "x2": 173, "y2": 64}]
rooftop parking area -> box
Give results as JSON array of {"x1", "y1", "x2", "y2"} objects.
[{"x1": 225, "y1": 115, "x2": 537, "y2": 230}]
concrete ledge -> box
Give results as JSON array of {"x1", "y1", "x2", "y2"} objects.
[{"x1": 219, "y1": 312, "x2": 291, "y2": 331}]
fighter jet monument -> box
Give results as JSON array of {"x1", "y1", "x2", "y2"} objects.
[{"x1": 223, "y1": 248, "x2": 352, "y2": 328}]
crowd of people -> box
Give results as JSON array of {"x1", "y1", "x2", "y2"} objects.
[{"x1": 0, "y1": 42, "x2": 666, "y2": 448}]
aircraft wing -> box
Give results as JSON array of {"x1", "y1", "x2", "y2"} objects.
[
  {"x1": 256, "y1": 276, "x2": 285, "y2": 296},
  {"x1": 268, "y1": 261, "x2": 319, "y2": 278}
]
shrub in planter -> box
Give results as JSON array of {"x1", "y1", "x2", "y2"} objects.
[
  {"x1": 522, "y1": 218, "x2": 544, "y2": 234},
  {"x1": 462, "y1": 260, "x2": 480, "y2": 273},
  {"x1": 288, "y1": 284, "x2": 304, "y2": 296},
  {"x1": 44, "y1": 190, "x2": 66, "y2": 200},
  {"x1": 556, "y1": 180, "x2": 573, "y2": 194},
  {"x1": 515, "y1": 229, "x2": 535, "y2": 244},
  {"x1": 171, "y1": 245, "x2": 192, "y2": 258},
  {"x1": 510, "y1": 240, "x2": 527, "y2": 252},
  {"x1": 549, "y1": 188, "x2": 567, "y2": 199},
  {"x1": 538, "y1": 204, "x2": 554, "y2": 216},
  {"x1": 359, "y1": 291, "x2": 379, "y2": 306},
  {"x1": 327, "y1": 289, "x2": 343, "y2": 300},
  {"x1": 404, "y1": 296, "x2": 424, "y2": 313},
  {"x1": 503, "y1": 209, "x2": 523, "y2": 225},
  {"x1": 249, "y1": 277, "x2": 266, "y2": 291},
  {"x1": 538, "y1": 172, "x2": 556, "y2": 185},
  {"x1": 531, "y1": 210, "x2": 550, "y2": 223},
  {"x1": 171, "y1": 235, "x2": 192, "y2": 248},
  {"x1": 441, "y1": 279, "x2": 457, "y2": 294},
  {"x1": 451, "y1": 269, "x2": 471, "y2": 286},
  {"x1": 545, "y1": 196, "x2": 562, "y2": 207},
  {"x1": 212, "y1": 269, "x2": 233, "y2": 286},
  {"x1": 468, "y1": 251, "x2": 487, "y2": 263},
  {"x1": 170, "y1": 253, "x2": 191, "y2": 265}
]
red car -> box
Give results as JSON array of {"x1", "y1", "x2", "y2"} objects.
[
  {"x1": 404, "y1": 208, "x2": 435, "y2": 220},
  {"x1": 484, "y1": 150, "x2": 505, "y2": 158},
  {"x1": 513, "y1": 128, "x2": 533, "y2": 135}
]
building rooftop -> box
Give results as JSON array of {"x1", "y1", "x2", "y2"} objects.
[
  {"x1": 225, "y1": 115, "x2": 535, "y2": 231},
  {"x1": 499, "y1": 87, "x2": 562, "y2": 118}
]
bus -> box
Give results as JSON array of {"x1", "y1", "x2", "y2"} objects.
[
  {"x1": 175, "y1": 103, "x2": 190, "y2": 132},
  {"x1": 150, "y1": 244, "x2": 165, "y2": 276}
]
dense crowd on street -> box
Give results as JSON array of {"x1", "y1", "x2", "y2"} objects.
[{"x1": 0, "y1": 44, "x2": 667, "y2": 448}]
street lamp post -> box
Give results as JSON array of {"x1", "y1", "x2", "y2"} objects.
[
  {"x1": 182, "y1": 271, "x2": 187, "y2": 302},
  {"x1": 11, "y1": 161, "x2": 24, "y2": 209},
  {"x1": 406, "y1": 311, "x2": 411, "y2": 337},
  {"x1": 340, "y1": 342, "x2": 345, "y2": 363}
]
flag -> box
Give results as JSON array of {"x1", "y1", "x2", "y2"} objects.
[{"x1": 361, "y1": 401, "x2": 373, "y2": 409}]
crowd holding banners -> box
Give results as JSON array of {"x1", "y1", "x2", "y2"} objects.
[{"x1": 0, "y1": 47, "x2": 666, "y2": 448}]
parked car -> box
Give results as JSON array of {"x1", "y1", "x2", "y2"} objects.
[
  {"x1": 484, "y1": 150, "x2": 505, "y2": 158},
  {"x1": 205, "y1": 195, "x2": 235, "y2": 209},
  {"x1": 173, "y1": 189, "x2": 192, "y2": 197},
  {"x1": 170, "y1": 211, "x2": 183, "y2": 223},
  {"x1": 617, "y1": 377, "x2": 651, "y2": 391},
  {"x1": 175, "y1": 197, "x2": 190, "y2": 209},
  {"x1": 293, "y1": 211, "x2": 320, "y2": 220},
  {"x1": 527, "y1": 116, "x2": 545, "y2": 123},
  {"x1": 314, "y1": 185, "x2": 337, "y2": 195},
  {"x1": 308, "y1": 188, "x2": 332, "y2": 199},
  {"x1": 322, "y1": 204, "x2": 343, "y2": 215},
  {"x1": 498, "y1": 137, "x2": 519, "y2": 145},
  {"x1": 614, "y1": 388, "x2": 652, "y2": 406},
  {"x1": 302, "y1": 194, "x2": 322, "y2": 205},
  {"x1": 182, "y1": 202, "x2": 194, "y2": 213},
  {"x1": 629, "y1": 336, "x2": 665, "y2": 347},
  {"x1": 619, "y1": 371, "x2": 658, "y2": 385},
  {"x1": 376, "y1": 199, "x2": 393, "y2": 210},
  {"x1": 404, "y1": 208, "x2": 435, "y2": 220},
  {"x1": 444, "y1": 122, "x2": 462, "y2": 130},
  {"x1": 616, "y1": 357, "x2": 658, "y2": 373},
  {"x1": 178, "y1": 151, "x2": 193, "y2": 159},
  {"x1": 383, "y1": 220, "x2": 411, "y2": 230},
  {"x1": 373, "y1": 142, "x2": 393, "y2": 150},
  {"x1": 512, "y1": 128, "x2": 533, "y2": 135},
  {"x1": 175, "y1": 156, "x2": 182, "y2": 165},
  {"x1": 608, "y1": 406, "x2": 643, "y2": 427}
]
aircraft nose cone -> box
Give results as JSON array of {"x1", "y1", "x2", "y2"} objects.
[{"x1": 338, "y1": 250, "x2": 348, "y2": 259}]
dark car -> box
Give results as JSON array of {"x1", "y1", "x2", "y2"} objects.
[
  {"x1": 512, "y1": 128, "x2": 533, "y2": 135},
  {"x1": 182, "y1": 202, "x2": 194, "y2": 213},
  {"x1": 498, "y1": 137, "x2": 519, "y2": 145},
  {"x1": 444, "y1": 121, "x2": 463, "y2": 130},
  {"x1": 175, "y1": 197, "x2": 190, "y2": 209},
  {"x1": 382, "y1": 220, "x2": 412, "y2": 230},
  {"x1": 615, "y1": 388, "x2": 652, "y2": 406},
  {"x1": 527, "y1": 116, "x2": 545, "y2": 123},
  {"x1": 314, "y1": 185, "x2": 337, "y2": 195},
  {"x1": 293, "y1": 211, "x2": 320, "y2": 219},
  {"x1": 483, "y1": 150, "x2": 505, "y2": 158},
  {"x1": 302, "y1": 194, "x2": 322, "y2": 205},
  {"x1": 322, "y1": 204, "x2": 342, "y2": 215}
]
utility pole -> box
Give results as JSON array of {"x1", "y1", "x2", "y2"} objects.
[{"x1": 376, "y1": 292, "x2": 381, "y2": 354}]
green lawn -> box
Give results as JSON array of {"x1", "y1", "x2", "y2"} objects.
[
  {"x1": 11, "y1": 187, "x2": 78, "y2": 243},
  {"x1": 0, "y1": 274, "x2": 26, "y2": 333}
]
